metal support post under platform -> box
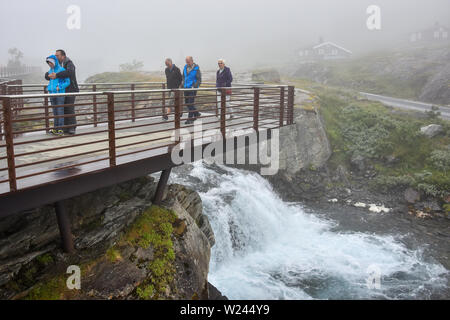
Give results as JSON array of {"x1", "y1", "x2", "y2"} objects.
[{"x1": 153, "y1": 168, "x2": 172, "y2": 205}]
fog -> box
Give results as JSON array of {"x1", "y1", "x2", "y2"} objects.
[{"x1": 1, "y1": 0, "x2": 449, "y2": 80}]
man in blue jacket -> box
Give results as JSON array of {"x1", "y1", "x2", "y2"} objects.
[
  {"x1": 182, "y1": 56, "x2": 202, "y2": 125},
  {"x1": 45, "y1": 55, "x2": 70, "y2": 135}
]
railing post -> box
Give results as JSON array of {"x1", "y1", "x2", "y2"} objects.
[
  {"x1": 7, "y1": 85, "x2": 16, "y2": 118},
  {"x1": 287, "y1": 86, "x2": 295, "y2": 125},
  {"x1": 131, "y1": 84, "x2": 136, "y2": 122},
  {"x1": 44, "y1": 86, "x2": 50, "y2": 132},
  {"x1": 93, "y1": 84, "x2": 98, "y2": 127},
  {"x1": 215, "y1": 89, "x2": 219, "y2": 117},
  {"x1": 18, "y1": 80, "x2": 23, "y2": 111},
  {"x1": 106, "y1": 93, "x2": 116, "y2": 167},
  {"x1": 253, "y1": 87, "x2": 260, "y2": 131},
  {"x1": 0, "y1": 84, "x2": 5, "y2": 142},
  {"x1": 2, "y1": 97, "x2": 17, "y2": 192},
  {"x1": 279, "y1": 87, "x2": 285, "y2": 127},
  {"x1": 174, "y1": 90, "x2": 181, "y2": 144},
  {"x1": 162, "y1": 83, "x2": 166, "y2": 117},
  {"x1": 220, "y1": 89, "x2": 226, "y2": 138}
]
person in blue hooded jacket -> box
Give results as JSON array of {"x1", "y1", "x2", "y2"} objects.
[
  {"x1": 45, "y1": 55, "x2": 70, "y2": 135},
  {"x1": 182, "y1": 56, "x2": 202, "y2": 124}
]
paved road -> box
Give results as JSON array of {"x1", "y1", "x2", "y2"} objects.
[{"x1": 360, "y1": 92, "x2": 450, "y2": 120}]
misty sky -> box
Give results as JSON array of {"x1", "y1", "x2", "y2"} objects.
[{"x1": 1, "y1": 0, "x2": 449, "y2": 79}]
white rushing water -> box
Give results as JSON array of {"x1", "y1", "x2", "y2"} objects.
[{"x1": 169, "y1": 162, "x2": 448, "y2": 300}]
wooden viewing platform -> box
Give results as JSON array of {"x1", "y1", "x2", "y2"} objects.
[{"x1": 0, "y1": 81, "x2": 294, "y2": 252}]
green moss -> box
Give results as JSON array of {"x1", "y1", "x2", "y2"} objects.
[
  {"x1": 25, "y1": 277, "x2": 67, "y2": 300},
  {"x1": 136, "y1": 284, "x2": 155, "y2": 300},
  {"x1": 23, "y1": 266, "x2": 38, "y2": 283},
  {"x1": 106, "y1": 247, "x2": 122, "y2": 263},
  {"x1": 118, "y1": 191, "x2": 133, "y2": 202},
  {"x1": 36, "y1": 254, "x2": 54, "y2": 266},
  {"x1": 443, "y1": 204, "x2": 450, "y2": 214},
  {"x1": 125, "y1": 206, "x2": 177, "y2": 299}
]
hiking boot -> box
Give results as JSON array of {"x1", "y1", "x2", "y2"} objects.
[
  {"x1": 185, "y1": 120, "x2": 194, "y2": 125},
  {"x1": 162, "y1": 115, "x2": 169, "y2": 121},
  {"x1": 55, "y1": 130, "x2": 65, "y2": 136},
  {"x1": 48, "y1": 129, "x2": 57, "y2": 135}
]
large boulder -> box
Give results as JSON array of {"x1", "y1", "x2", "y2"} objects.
[
  {"x1": 404, "y1": 188, "x2": 420, "y2": 204},
  {"x1": 278, "y1": 109, "x2": 332, "y2": 175},
  {"x1": 420, "y1": 124, "x2": 443, "y2": 138}
]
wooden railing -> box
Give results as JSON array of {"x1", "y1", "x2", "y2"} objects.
[
  {"x1": 0, "y1": 65, "x2": 41, "y2": 78},
  {"x1": 0, "y1": 84, "x2": 294, "y2": 195}
]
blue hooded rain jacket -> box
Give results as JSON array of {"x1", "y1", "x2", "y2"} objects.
[{"x1": 46, "y1": 55, "x2": 70, "y2": 94}]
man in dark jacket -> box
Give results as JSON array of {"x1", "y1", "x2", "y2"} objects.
[
  {"x1": 164, "y1": 58, "x2": 182, "y2": 121},
  {"x1": 216, "y1": 59, "x2": 233, "y2": 119},
  {"x1": 46, "y1": 50, "x2": 79, "y2": 135}
]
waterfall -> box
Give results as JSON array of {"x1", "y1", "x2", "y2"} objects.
[{"x1": 168, "y1": 162, "x2": 448, "y2": 299}]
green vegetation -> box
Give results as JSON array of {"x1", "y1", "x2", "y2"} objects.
[
  {"x1": 124, "y1": 206, "x2": 177, "y2": 300},
  {"x1": 25, "y1": 277, "x2": 67, "y2": 300},
  {"x1": 136, "y1": 284, "x2": 155, "y2": 300},
  {"x1": 289, "y1": 78, "x2": 450, "y2": 200},
  {"x1": 85, "y1": 71, "x2": 163, "y2": 83},
  {"x1": 36, "y1": 253, "x2": 54, "y2": 266},
  {"x1": 292, "y1": 45, "x2": 449, "y2": 102},
  {"x1": 317, "y1": 60, "x2": 432, "y2": 101},
  {"x1": 22, "y1": 205, "x2": 179, "y2": 300},
  {"x1": 106, "y1": 247, "x2": 123, "y2": 263}
]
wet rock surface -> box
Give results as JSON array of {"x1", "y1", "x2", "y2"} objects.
[{"x1": 0, "y1": 176, "x2": 221, "y2": 300}]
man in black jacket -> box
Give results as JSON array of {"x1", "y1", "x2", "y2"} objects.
[
  {"x1": 46, "y1": 50, "x2": 79, "y2": 135},
  {"x1": 163, "y1": 58, "x2": 182, "y2": 121}
]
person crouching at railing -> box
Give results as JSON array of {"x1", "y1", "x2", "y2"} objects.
[
  {"x1": 45, "y1": 55, "x2": 70, "y2": 136},
  {"x1": 216, "y1": 59, "x2": 234, "y2": 119},
  {"x1": 182, "y1": 56, "x2": 202, "y2": 125}
]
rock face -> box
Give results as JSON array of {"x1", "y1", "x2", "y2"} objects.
[
  {"x1": 278, "y1": 107, "x2": 332, "y2": 175},
  {"x1": 420, "y1": 124, "x2": 443, "y2": 138},
  {"x1": 419, "y1": 62, "x2": 450, "y2": 105},
  {"x1": 0, "y1": 176, "x2": 218, "y2": 300},
  {"x1": 404, "y1": 188, "x2": 421, "y2": 204}
]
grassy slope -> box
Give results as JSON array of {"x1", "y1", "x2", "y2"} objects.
[
  {"x1": 85, "y1": 71, "x2": 163, "y2": 83},
  {"x1": 293, "y1": 44, "x2": 449, "y2": 102},
  {"x1": 288, "y1": 78, "x2": 450, "y2": 202}
]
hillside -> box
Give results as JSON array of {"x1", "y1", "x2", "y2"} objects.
[
  {"x1": 85, "y1": 71, "x2": 164, "y2": 83},
  {"x1": 290, "y1": 45, "x2": 450, "y2": 105}
]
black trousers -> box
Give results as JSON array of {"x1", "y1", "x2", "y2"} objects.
[
  {"x1": 184, "y1": 90, "x2": 200, "y2": 119},
  {"x1": 63, "y1": 95, "x2": 77, "y2": 133}
]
